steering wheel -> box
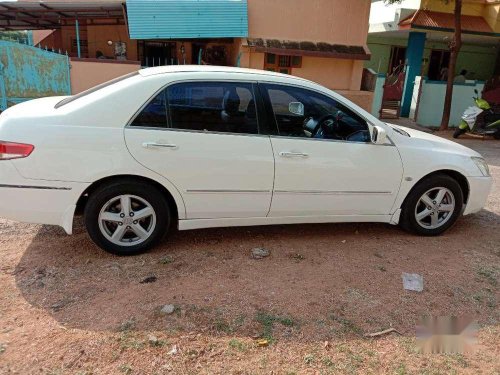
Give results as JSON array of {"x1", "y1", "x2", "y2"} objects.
[{"x1": 315, "y1": 114, "x2": 343, "y2": 139}]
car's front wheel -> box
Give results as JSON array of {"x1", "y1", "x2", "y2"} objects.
[
  {"x1": 400, "y1": 174, "x2": 463, "y2": 236},
  {"x1": 84, "y1": 181, "x2": 170, "y2": 255}
]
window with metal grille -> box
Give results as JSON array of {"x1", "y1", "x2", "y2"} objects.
[{"x1": 264, "y1": 53, "x2": 302, "y2": 74}]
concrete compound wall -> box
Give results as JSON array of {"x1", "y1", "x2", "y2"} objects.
[
  {"x1": 70, "y1": 58, "x2": 141, "y2": 94},
  {"x1": 365, "y1": 35, "x2": 498, "y2": 82},
  {"x1": 410, "y1": 76, "x2": 485, "y2": 128}
]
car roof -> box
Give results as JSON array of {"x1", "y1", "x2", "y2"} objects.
[{"x1": 138, "y1": 65, "x2": 311, "y2": 84}]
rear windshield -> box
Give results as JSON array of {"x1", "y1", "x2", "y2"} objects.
[{"x1": 55, "y1": 71, "x2": 139, "y2": 109}]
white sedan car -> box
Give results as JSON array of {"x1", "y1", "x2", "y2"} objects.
[{"x1": 0, "y1": 66, "x2": 492, "y2": 255}]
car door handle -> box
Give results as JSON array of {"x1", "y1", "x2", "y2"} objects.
[
  {"x1": 279, "y1": 151, "x2": 309, "y2": 158},
  {"x1": 142, "y1": 142, "x2": 178, "y2": 150}
]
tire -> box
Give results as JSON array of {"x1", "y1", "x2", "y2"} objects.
[
  {"x1": 84, "y1": 180, "x2": 170, "y2": 255},
  {"x1": 400, "y1": 174, "x2": 463, "y2": 236},
  {"x1": 453, "y1": 127, "x2": 467, "y2": 139}
]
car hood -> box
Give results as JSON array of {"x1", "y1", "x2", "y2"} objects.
[{"x1": 388, "y1": 124, "x2": 482, "y2": 158}]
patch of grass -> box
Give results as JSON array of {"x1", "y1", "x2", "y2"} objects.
[
  {"x1": 477, "y1": 266, "x2": 498, "y2": 286},
  {"x1": 322, "y1": 357, "x2": 334, "y2": 367},
  {"x1": 329, "y1": 314, "x2": 363, "y2": 335},
  {"x1": 118, "y1": 332, "x2": 145, "y2": 351},
  {"x1": 473, "y1": 294, "x2": 483, "y2": 302},
  {"x1": 394, "y1": 362, "x2": 408, "y2": 375},
  {"x1": 303, "y1": 353, "x2": 315, "y2": 365},
  {"x1": 159, "y1": 255, "x2": 174, "y2": 264},
  {"x1": 119, "y1": 318, "x2": 136, "y2": 332},
  {"x1": 255, "y1": 311, "x2": 296, "y2": 342},
  {"x1": 118, "y1": 363, "x2": 133, "y2": 374},
  {"x1": 289, "y1": 253, "x2": 305, "y2": 262},
  {"x1": 0, "y1": 343, "x2": 5, "y2": 354},
  {"x1": 228, "y1": 339, "x2": 247, "y2": 352},
  {"x1": 148, "y1": 336, "x2": 167, "y2": 348},
  {"x1": 378, "y1": 265, "x2": 387, "y2": 272},
  {"x1": 233, "y1": 314, "x2": 246, "y2": 329},
  {"x1": 212, "y1": 316, "x2": 233, "y2": 334},
  {"x1": 451, "y1": 354, "x2": 469, "y2": 368}
]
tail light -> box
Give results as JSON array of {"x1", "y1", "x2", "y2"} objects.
[{"x1": 0, "y1": 141, "x2": 34, "y2": 160}]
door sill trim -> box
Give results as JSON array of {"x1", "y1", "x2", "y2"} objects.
[{"x1": 178, "y1": 214, "x2": 392, "y2": 231}]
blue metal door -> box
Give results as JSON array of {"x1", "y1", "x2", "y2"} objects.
[{"x1": 0, "y1": 40, "x2": 71, "y2": 110}]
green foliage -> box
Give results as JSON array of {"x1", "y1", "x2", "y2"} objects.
[{"x1": 255, "y1": 311, "x2": 295, "y2": 342}]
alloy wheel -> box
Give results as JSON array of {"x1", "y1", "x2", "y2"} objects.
[
  {"x1": 414, "y1": 187, "x2": 456, "y2": 230},
  {"x1": 98, "y1": 194, "x2": 157, "y2": 247}
]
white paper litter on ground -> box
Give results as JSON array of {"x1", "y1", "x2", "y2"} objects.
[{"x1": 402, "y1": 272, "x2": 424, "y2": 292}]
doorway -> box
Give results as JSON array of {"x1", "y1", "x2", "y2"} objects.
[
  {"x1": 140, "y1": 41, "x2": 176, "y2": 67},
  {"x1": 428, "y1": 50, "x2": 450, "y2": 81},
  {"x1": 192, "y1": 43, "x2": 206, "y2": 64},
  {"x1": 388, "y1": 46, "x2": 406, "y2": 74}
]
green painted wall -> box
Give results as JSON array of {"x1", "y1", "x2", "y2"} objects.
[{"x1": 365, "y1": 34, "x2": 498, "y2": 81}]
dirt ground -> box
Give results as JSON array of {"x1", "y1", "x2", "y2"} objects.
[{"x1": 0, "y1": 131, "x2": 499, "y2": 374}]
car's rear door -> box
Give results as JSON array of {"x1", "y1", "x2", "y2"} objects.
[{"x1": 125, "y1": 81, "x2": 275, "y2": 219}]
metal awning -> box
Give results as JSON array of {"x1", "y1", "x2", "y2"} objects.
[
  {"x1": 126, "y1": 0, "x2": 248, "y2": 40},
  {"x1": 0, "y1": 0, "x2": 125, "y2": 30},
  {"x1": 246, "y1": 39, "x2": 371, "y2": 61}
]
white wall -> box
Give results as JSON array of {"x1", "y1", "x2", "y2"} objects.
[
  {"x1": 369, "y1": 0, "x2": 420, "y2": 24},
  {"x1": 411, "y1": 76, "x2": 485, "y2": 128}
]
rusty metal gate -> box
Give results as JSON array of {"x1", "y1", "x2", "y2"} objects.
[{"x1": 0, "y1": 40, "x2": 70, "y2": 111}]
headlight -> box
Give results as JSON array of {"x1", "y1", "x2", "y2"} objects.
[{"x1": 471, "y1": 157, "x2": 490, "y2": 177}]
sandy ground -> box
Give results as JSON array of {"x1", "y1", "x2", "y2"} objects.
[{"x1": 0, "y1": 131, "x2": 499, "y2": 374}]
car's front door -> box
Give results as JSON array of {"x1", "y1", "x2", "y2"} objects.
[
  {"x1": 125, "y1": 81, "x2": 274, "y2": 219},
  {"x1": 260, "y1": 83, "x2": 403, "y2": 217}
]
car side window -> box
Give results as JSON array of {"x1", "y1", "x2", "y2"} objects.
[
  {"x1": 130, "y1": 90, "x2": 168, "y2": 128},
  {"x1": 167, "y1": 82, "x2": 258, "y2": 134},
  {"x1": 262, "y1": 84, "x2": 370, "y2": 142}
]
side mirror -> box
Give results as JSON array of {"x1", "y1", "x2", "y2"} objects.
[
  {"x1": 371, "y1": 125, "x2": 387, "y2": 145},
  {"x1": 289, "y1": 102, "x2": 305, "y2": 116}
]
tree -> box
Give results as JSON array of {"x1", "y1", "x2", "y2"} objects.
[
  {"x1": 384, "y1": 0, "x2": 463, "y2": 130},
  {"x1": 439, "y1": 0, "x2": 462, "y2": 130}
]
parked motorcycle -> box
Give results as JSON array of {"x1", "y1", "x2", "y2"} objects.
[{"x1": 453, "y1": 89, "x2": 500, "y2": 139}]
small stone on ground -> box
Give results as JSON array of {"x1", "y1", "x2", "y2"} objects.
[
  {"x1": 160, "y1": 304, "x2": 175, "y2": 315},
  {"x1": 251, "y1": 247, "x2": 270, "y2": 259}
]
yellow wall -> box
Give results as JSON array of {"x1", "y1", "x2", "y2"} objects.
[
  {"x1": 483, "y1": 3, "x2": 500, "y2": 33},
  {"x1": 421, "y1": 0, "x2": 485, "y2": 16}
]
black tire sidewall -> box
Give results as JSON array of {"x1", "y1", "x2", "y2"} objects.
[
  {"x1": 401, "y1": 175, "x2": 464, "y2": 236},
  {"x1": 84, "y1": 182, "x2": 170, "y2": 255},
  {"x1": 453, "y1": 128, "x2": 466, "y2": 138}
]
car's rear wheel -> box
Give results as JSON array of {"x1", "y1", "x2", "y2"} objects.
[
  {"x1": 400, "y1": 175, "x2": 463, "y2": 236},
  {"x1": 84, "y1": 181, "x2": 170, "y2": 255}
]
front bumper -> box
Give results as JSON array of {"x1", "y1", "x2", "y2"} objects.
[
  {"x1": 0, "y1": 161, "x2": 89, "y2": 234},
  {"x1": 463, "y1": 176, "x2": 493, "y2": 215}
]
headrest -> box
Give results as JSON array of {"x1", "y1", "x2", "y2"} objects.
[{"x1": 222, "y1": 87, "x2": 240, "y2": 115}]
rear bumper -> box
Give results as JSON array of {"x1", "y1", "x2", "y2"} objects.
[
  {"x1": 0, "y1": 161, "x2": 89, "y2": 234},
  {"x1": 463, "y1": 176, "x2": 493, "y2": 215}
]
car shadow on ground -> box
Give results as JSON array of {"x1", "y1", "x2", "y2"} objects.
[{"x1": 14, "y1": 210, "x2": 500, "y2": 342}]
